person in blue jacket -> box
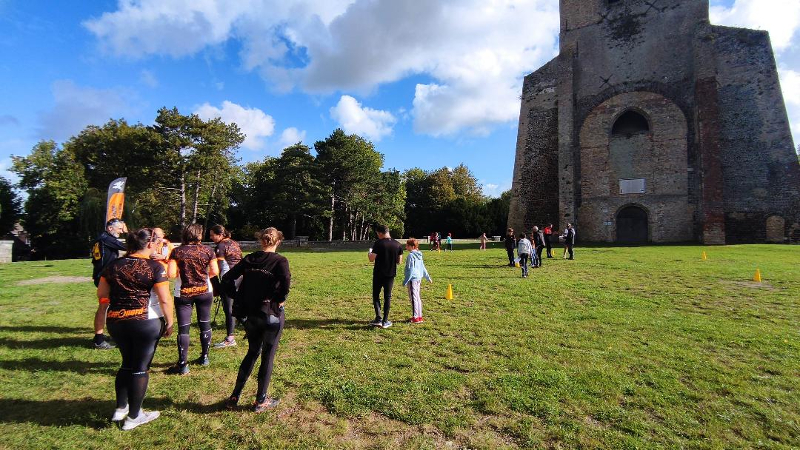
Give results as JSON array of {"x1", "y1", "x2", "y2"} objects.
[{"x1": 402, "y1": 238, "x2": 432, "y2": 323}]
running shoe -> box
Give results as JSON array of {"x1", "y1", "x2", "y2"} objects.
[
  {"x1": 111, "y1": 405, "x2": 128, "y2": 422},
  {"x1": 369, "y1": 318, "x2": 382, "y2": 327},
  {"x1": 381, "y1": 321, "x2": 393, "y2": 329},
  {"x1": 195, "y1": 355, "x2": 209, "y2": 366},
  {"x1": 225, "y1": 395, "x2": 239, "y2": 410},
  {"x1": 121, "y1": 410, "x2": 160, "y2": 431},
  {"x1": 165, "y1": 364, "x2": 190, "y2": 375},
  {"x1": 253, "y1": 398, "x2": 280, "y2": 412},
  {"x1": 214, "y1": 338, "x2": 236, "y2": 349},
  {"x1": 94, "y1": 340, "x2": 115, "y2": 350},
  {"x1": 413, "y1": 317, "x2": 424, "y2": 324}
]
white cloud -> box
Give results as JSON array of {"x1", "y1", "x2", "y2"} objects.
[
  {"x1": 711, "y1": 0, "x2": 800, "y2": 52},
  {"x1": 37, "y1": 80, "x2": 138, "y2": 141},
  {"x1": 329, "y1": 95, "x2": 396, "y2": 141},
  {"x1": 194, "y1": 100, "x2": 275, "y2": 150},
  {"x1": 278, "y1": 127, "x2": 307, "y2": 148},
  {"x1": 84, "y1": 0, "x2": 560, "y2": 137},
  {"x1": 481, "y1": 179, "x2": 511, "y2": 198},
  {"x1": 778, "y1": 68, "x2": 800, "y2": 146},
  {"x1": 139, "y1": 69, "x2": 158, "y2": 88}
]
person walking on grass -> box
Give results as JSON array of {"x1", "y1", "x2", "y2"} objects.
[
  {"x1": 504, "y1": 228, "x2": 516, "y2": 266},
  {"x1": 368, "y1": 224, "x2": 403, "y2": 329},
  {"x1": 544, "y1": 223, "x2": 553, "y2": 258},
  {"x1": 445, "y1": 233, "x2": 453, "y2": 251},
  {"x1": 222, "y1": 227, "x2": 289, "y2": 412},
  {"x1": 563, "y1": 223, "x2": 576, "y2": 260},
  {"x1": 91, "y1": 218, "x2": 127, "y2": 350},
  {"x1": 402, "y1": 238, "x2": 432, "y2": 324},
  {"x1": 97, "y1": 228, "x2": 173, "y2": 430},
  {"x1": 166, "y1": 224, "x2": 219, "y2": 375},
  {"x1": 479, "y1": 232, "x2": 489, "y2": 250},
  {"x1": 517, "y1": 233, "x2": 532, "y2": 278},
  {"x1": 210, "y1": 224, "x2": 243, "y2": 349},
  {"x1": 532, "y1": 226, "x2": 545, "y2": 268}
]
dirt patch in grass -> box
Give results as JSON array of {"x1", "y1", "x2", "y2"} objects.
[
  {"x1": 721, "y1": 280, "x2": 776, "y2": 290},
  {"x1": 16, "y1": 276, "x2": 91, "y2": 286}
]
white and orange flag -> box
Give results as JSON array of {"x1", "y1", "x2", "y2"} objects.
[{"x1": 105, "y1": 177, "x2": 127, "y2": 224}]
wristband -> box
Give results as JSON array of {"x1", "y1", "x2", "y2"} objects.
[{"x1": 99, "y1": 297, "x2": 110, "y2": 305}]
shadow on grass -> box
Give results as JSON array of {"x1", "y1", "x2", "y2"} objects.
[
  {"x1": 286, "y1": 318, "x2": 369, "y2": 331},
  {"x1": 0, "y1": 336, "x2": 91, "y2": 350},
  {"x1": 0, "y1": 357, "x2": 115, "y2": 374},
  {"x1": 0, "y1": 396, "x2": 222, "y2": 428},
  {"x1": 0, "y1": 325, "x2": 86, "y2": 334}
]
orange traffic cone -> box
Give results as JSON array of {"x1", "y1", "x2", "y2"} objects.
[
  {"x1": 753, "y1": 268, "x2": 762, "y2": 283},
  {"x1": 701, "y1": 251, "x2": 707, "y2": 261},
  {"x1": 445, "y1": 284, "x2": 454, "y2": 300}
]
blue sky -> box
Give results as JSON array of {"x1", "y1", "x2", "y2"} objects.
[{"x1": 1, "y1": 0, "x2": 798, "y2": 198}]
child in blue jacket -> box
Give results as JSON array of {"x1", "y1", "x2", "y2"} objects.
[{"x1": 402, "y1": 238, "x2": 432, "y2": 323}]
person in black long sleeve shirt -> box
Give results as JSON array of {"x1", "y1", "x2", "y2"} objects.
[
  {"x1": 221, "y1": 227, "x2": 290, "y2": 412},
  {"x1": 91, "y1": 219, "x2": 127, "y2": 349},
  {"x1": 503, "y1": 228, "x2": 516, "y2": 266}
]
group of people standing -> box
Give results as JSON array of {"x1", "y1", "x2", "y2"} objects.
[
  {"x1": 504, "y1": 223, "x2": 576, "y2": 277},
  {"x1": 427, "y1": 231, "x2": 453, "y2": 251},
  {"x1": 91, "y1": 220, "x2": 289, "y2": 430}
]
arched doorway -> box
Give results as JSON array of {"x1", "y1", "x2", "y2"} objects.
[{"x1": 616, "y1": 206, "x2": 648, "y2": 243}]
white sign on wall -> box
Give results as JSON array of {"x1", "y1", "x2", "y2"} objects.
[{"x1": 620, "y1": 178, "x2": 646, "y2": 194}]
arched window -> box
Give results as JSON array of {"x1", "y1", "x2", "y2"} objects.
[{"x1": 612, "y1": 110, "x2": 650, "y2": 137}]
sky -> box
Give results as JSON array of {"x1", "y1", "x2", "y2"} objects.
[{"x1": 1, "y1": 0, "x2": 799, "y2": 198}]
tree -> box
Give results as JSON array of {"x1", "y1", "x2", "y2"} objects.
[
  {"x1": 314, "y1": 129, "x2": 383, "y2": 240},
  {"x1": 271, "y1": 144, "x2": 329, "y2": 239},
  {"x1": 0, "y1": 176, "x2": 22, "y2": 235},
  {"x1": 12, "y1": 141, "x2": 88, "y2": 257}
]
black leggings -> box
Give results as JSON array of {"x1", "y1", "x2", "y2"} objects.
[
  {"x1": 372, "y1": 275, "x2": 394, "y2": 322},
  {"x1": 232, "y1": 312, "x2": 284, "y2": 403},
  {"x1": 221, "y1": 294, "x2": 236, "y2": 336},
  {"x1": 108, "y1": 318, "x2": 163, "y2": 419},
  {"x1": 506, "y1": 248, "x2": 515, "y2": 265},
  {"x1": 175, "y1": 292, "x2": 213, "y2": 366}
]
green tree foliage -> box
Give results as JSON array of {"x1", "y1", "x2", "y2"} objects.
[
  {"x1": 12, "y1": 141, "x2": 88, "y2": 257},
  {"x1": 0, "y1": 176, "x2": 22, "y2": 235}
]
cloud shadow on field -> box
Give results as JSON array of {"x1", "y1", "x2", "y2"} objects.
[{"x1": 285, "y1": 318, "x2": 368, "y2": 331}]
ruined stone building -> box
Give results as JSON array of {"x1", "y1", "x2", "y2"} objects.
[{"x1": 508, "y1": 0, "x2": 800, "y2": 244}]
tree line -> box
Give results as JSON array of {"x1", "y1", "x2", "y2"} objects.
[{"x1": 1, "y1": 107, "x2": 510, "y2": 259}]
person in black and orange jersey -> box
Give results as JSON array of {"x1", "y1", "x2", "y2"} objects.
[
  {"x1": 209, "y1": 224, "x2": 242, "y2": 349},
  {"x1": 97, "y1": 228, "x2": 174, "y2": 430},
  {"x1": 149, "y1": 227, "x2": 174, "y2": 269},
  {"x1": 92, "y1": 218, "x2": 127, "y2": 350},
  {"x1": 166, "y1": 224, "x2": 219, "y2": 375}
]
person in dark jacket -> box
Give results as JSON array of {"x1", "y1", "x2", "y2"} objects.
[
  {"x1": 532, "y1": 226, "x2": 545, "y2": 267},
  {"x1": 563, "y1": 223, "x2": 576, "y2": 260},
  {"x1": 91, "y1": 218, "x2": 127, "y2": 349},
  {"x1": 504, "y1": 228, "x2": 516, "y2": 266},
  {"x1": 222, "y1": 227, "x2": 290, "y2": 412}
]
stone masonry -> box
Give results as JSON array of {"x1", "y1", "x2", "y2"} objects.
[{"x1": 508, "y1": 0, "x2": 800, "y2": 244}]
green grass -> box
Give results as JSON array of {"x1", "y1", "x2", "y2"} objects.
[{"x1": 0, "y1": 245, "x2": 798, "y2": 449}]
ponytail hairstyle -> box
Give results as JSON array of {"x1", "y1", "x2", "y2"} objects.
[
  {"x1": 181, "y1": 223, "x2": 204, "y2": 244},
  {"x1": 210, "y1": 224, "x2": 231, "y2": 239},
  {"x1": 126, "y1": 228, "x2": 157, "y2": 252},
  {"x1": 255, "y1": 227, "x2": 284, "y2": 248}
]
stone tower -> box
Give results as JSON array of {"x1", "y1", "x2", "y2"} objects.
[{"x1": 508, "y1": 0, "x2": 800, "y2": 244}]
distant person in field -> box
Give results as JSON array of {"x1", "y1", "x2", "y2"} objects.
[
  {"x1": 209, "y1": 224, "x2": 243, "y2": 349},
  {"x1": 166, "y1": 224, "x2": 219, "y2": 375},
  {"x1": 532, "y1": 226, "x2": 545, "y2": 268},
  {"x1": 445, "y1": 233, "x2": 453, "y2": 251},
  {"x1": 479, "y1": 232, "x2": 488, "y2": 250},
  {"x1": 517, "y1": 233, "x2": 532, "y2": 278},
  {"x1": 402, "y1": 238, "x2": 432, "y2": 324},
  {"x1": 91, "y1": 218, "x2": 127, "y2": 350},
  {"x1": 504, "y1": 228, "x2": 516, "y2": 266},
  {"x1": 563, "y1": 223, "x2": 576, "y2": 260},
  {"x1": 222, "y1": 227, "x2": 289, "y2": 412},
  {"x1": 368, "y1": 224, "x2": 403, "y2": 329},
  {"x1": 435, "y1": 232, "x2": 441, "y2": 250},
  {"x1": 429, "y1": 232, "x2": 436, "y2": 251},
  {"x1": 97, "y1": 228, "x2": 173, "y2": 430},
  {"x1": 544, "y1": 223, "x2": 553, "y2": 258}
]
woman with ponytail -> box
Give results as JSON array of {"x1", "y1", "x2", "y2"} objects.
[
  {"x1": 221, "y1": 227, "x2": 290, "y2": 412},
  {"x1": 209, "y1": 224, "x2": 242, "y2": 348}
]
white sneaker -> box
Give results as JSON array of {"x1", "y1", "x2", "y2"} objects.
[
  {"x1": 111, "y1": 405, "x2": 129, "y2": 421},
  {"x1": 121, "y1": 410, "x2": 160, "y2": 430}
]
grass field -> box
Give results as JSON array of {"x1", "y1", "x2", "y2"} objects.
[{"x1": 0, "y1": 244, "x2": 798, "y2": 449}]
